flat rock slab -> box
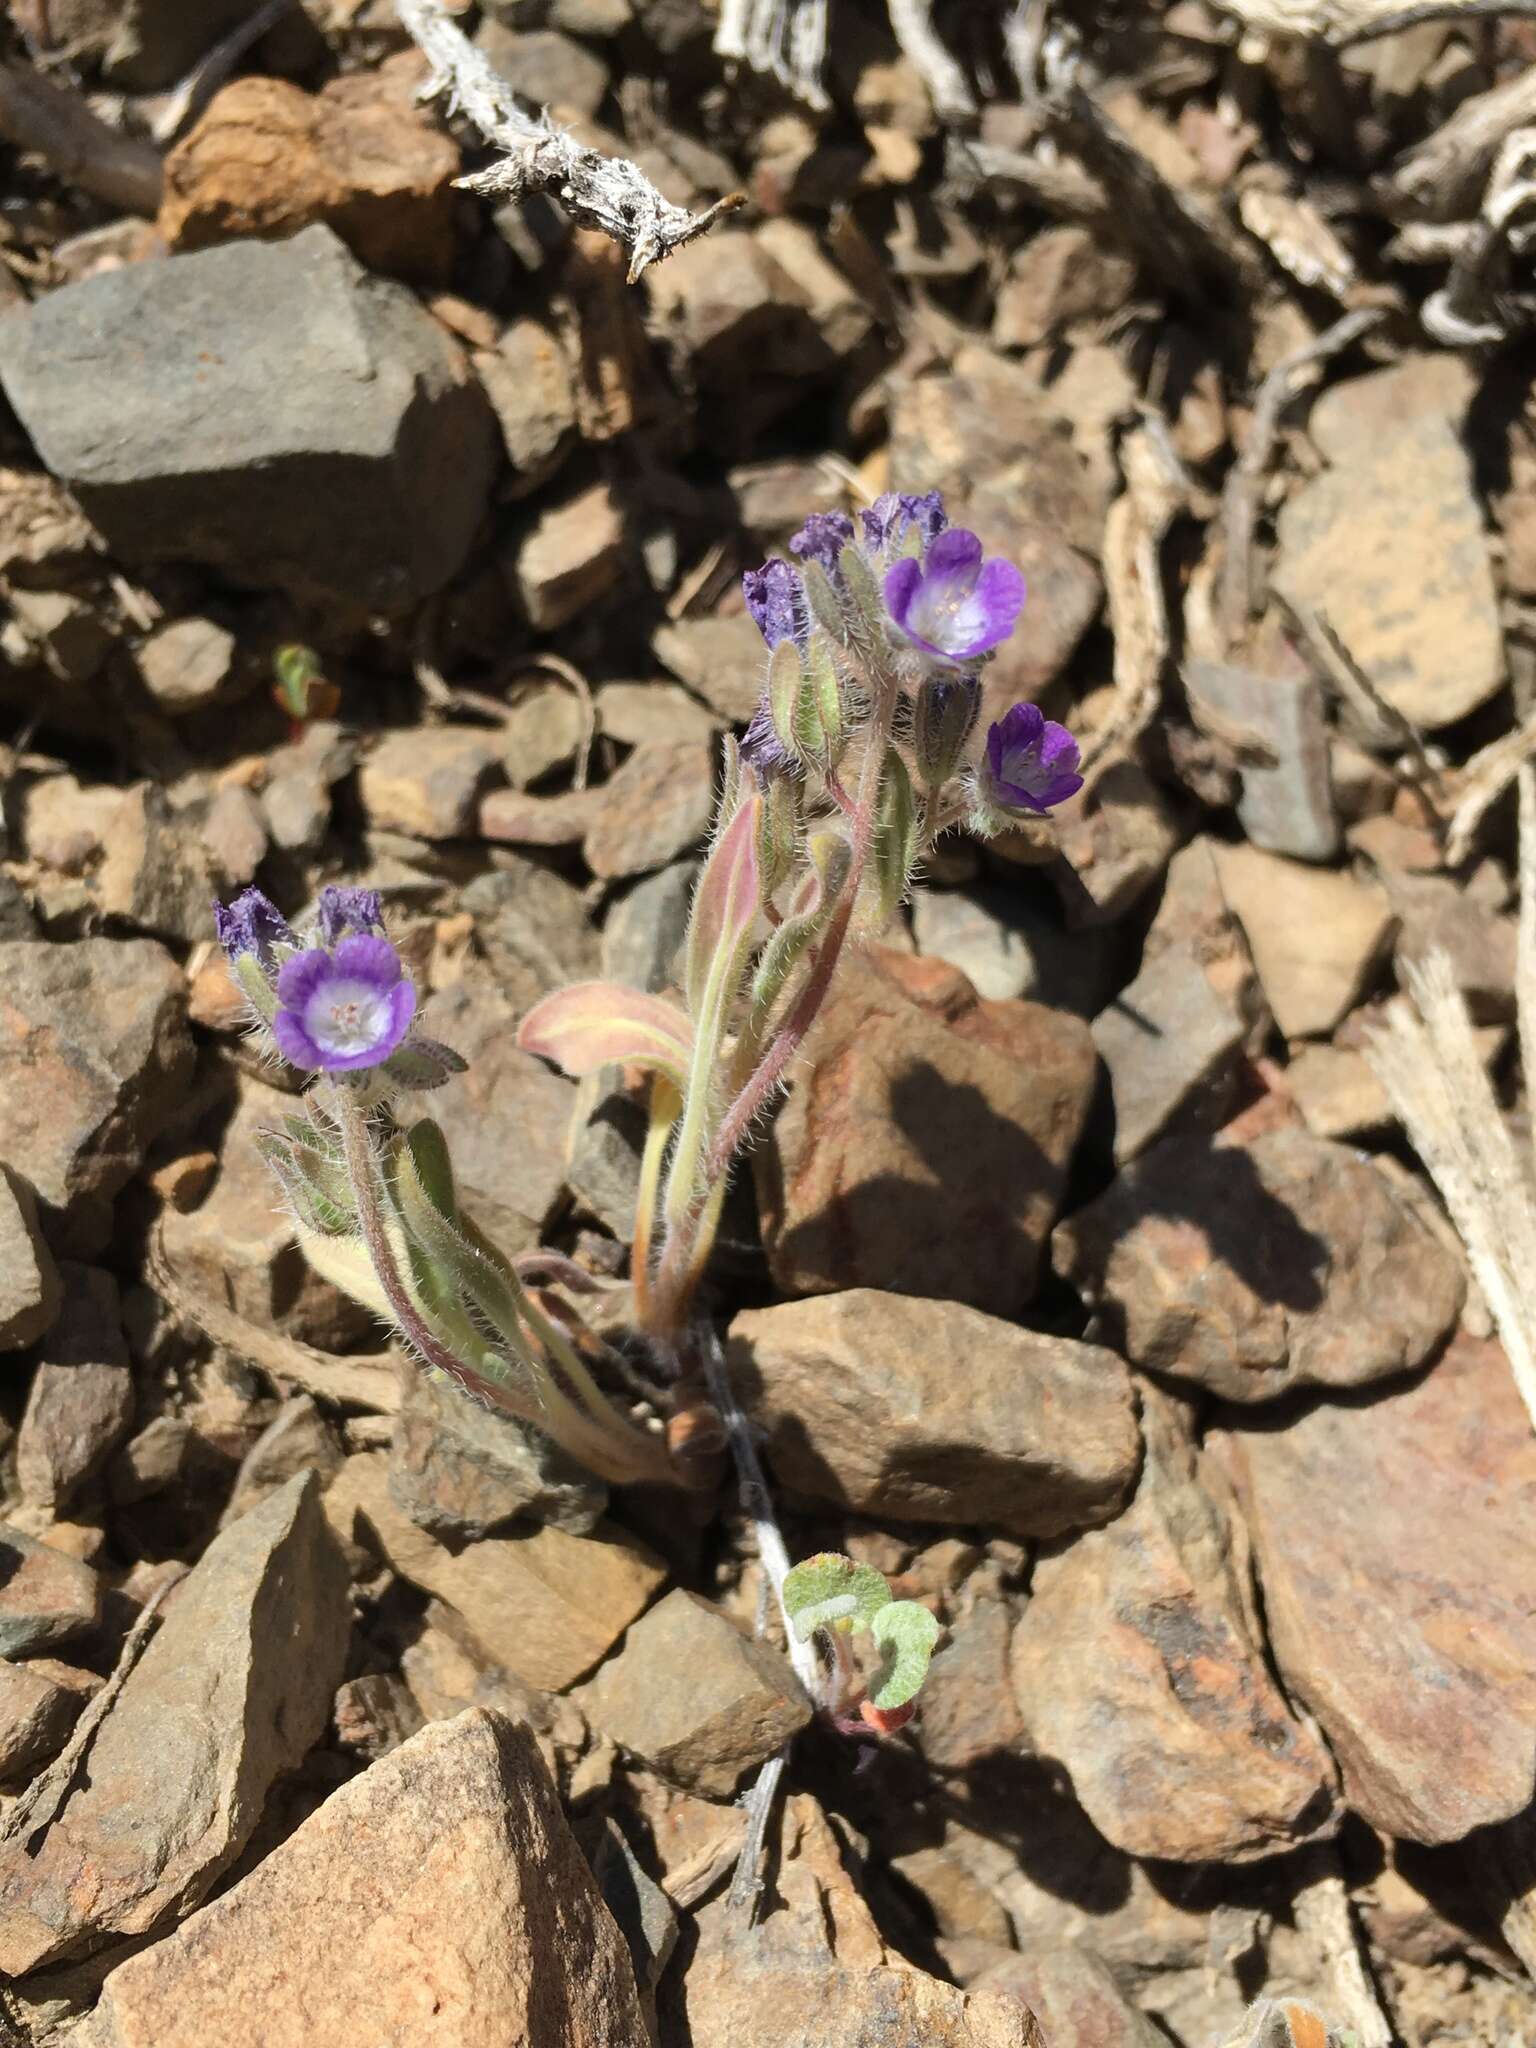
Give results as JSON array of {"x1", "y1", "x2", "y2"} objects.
[
  {"x1": 0, "y1": 1526, "x2": 100, "y2": 1659},
  {"x1": 757, "y1": 949, "x2": 1096, "y2": 1317},
  {"x1": 1011, "y1": 1392, "x2": 1338, "y2": 1864},
  {"x1": 77, "y1": 1710, "x2": 650, "y2": 2048},
  {"x1": 1276, "y1": 413, "x2": 1503, "y2": 731},
  {"x1": 1055, "y1": 1127, "x2": 1464, "y2": 1403},
  {"x1": 0, "y1": 938, "x2": 193, "y2": 1256},
  {"x1": 584, "y1": 1588, "x2": 810, "y2": 1796},
  {"x1": 340, "y1": 1452, "x2": 665, "y2": 1691},
  {"x1": 729, "y1": 1288, "x2": 1140, "y2": 1540},
  {"x1": 1213, "y1": 844, "x2": 1395, "y2": 1040},
  {"x1": 1213, "y1": 1331, "x2": 1536, "y2": 1845},
  {"x1": 0, "y1": 224, "x2": 496, "y2": 611},
  {"x1": 16, "y1": 1262, "x2": 133, "y2": 1514},
  {"x1": 0, "y1": 1162, "x2": 61, "y2": 1351},
  {"x1": 0, "y1": 1472, "x2": 349, "y2": 1976}
]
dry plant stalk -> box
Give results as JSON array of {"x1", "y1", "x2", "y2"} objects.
[
  {"x1": 1365, "y1": 949, "x2": 1536, "y2": 1434},
  {"x1": 394, "y1": 0, "x2": 743, "y2": 280},
  {"x1": 1080, "y1": 426, "x2": 1187, "y2": 775},
  {"x1": 1209, "y1": 0, "x2": 1536, "y2": 45}
]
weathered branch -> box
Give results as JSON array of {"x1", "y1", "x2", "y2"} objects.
[
  {"x1": 0, "y1": 61, "x2": 163, "y2": 214},
  {"x1": 394, "y1": 0, "x2": 743, "y2": 281},
  {"x1": 1209, "y1": 0, "x2": 1536, "y2": 47},
  {"x1": 714, "y1": 0, "x2": 830, "y2": 111},
  {"x1": 888, "y1": 0, "x2": 976, "y2": 123}
]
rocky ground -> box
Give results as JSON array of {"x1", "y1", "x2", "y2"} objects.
[{"x1": 1, "y1": 0, "x2": 1535, "y2": 2043}]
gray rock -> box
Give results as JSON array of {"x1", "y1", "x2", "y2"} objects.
[
  {"x1": 97, "y1": 785, "x2": 212, "y2": 944},
  {"x1": 16, "y1": 1263, "x2": 134, "y2": 1515},
  {"x1": 0, "y1": 1471, "x2": 350, "y2": 1976},
  {"x1": 222, "y1": 1397, "x2": 344, "y2": 1529},
  {"x1": 418, "y1": 976, "x2": 576, "y2": 1256},
  {"x1": 1092, "y1": 938, "x2": 1248, "y2": 1164},
  {"x1": 1184, "y1": 658, "x2": 1338, "y2": 863},
  {"x1": 584, "y1": 739, "x2": 714, "y2": 880},
  {"x1": 475, "y1": 319, "x2": 575, "y2": 496},
  {"x1": 600, "y1": 859, "x2": 696, "y2": 994},
  {"x1": 0, "y1": 226, "x2": 497, "y2": 611},
  {"x1": 583, "y1": 1589, "x2": 810, "y2": 1797},
  {"x1": 0, "y1": 1527, "x2": 100, "y2": 1658},
  {"x1": 0, "y1": 938, "x2": 193, "y2": 1254},
  {"x1": 475, "y1": 23, "x2": 610, "y2": 115},
  {"x1": 461, "y1": 861, "x2": 600, "y2": 1011},
  {"x1": 389, "y1": 1360, "x2": 606, "y2": 1539},
  {"x1": 566, "y1": 1075, "x2": 647, "y2": 1238},
  {"x1": 652, "y1": 613, "x2": 764, "y2": 722},
  {"x1": 0, "y1": 1163, "x2": 62, "y2": 1352},
  {"x1": 203, "y1": 785, "x2": 268, "y2": 887}
]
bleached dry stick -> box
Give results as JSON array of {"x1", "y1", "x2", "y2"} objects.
[
  {"x1": 395, "y1": 0, "x2": 743, "y2": 282},
  {"x1": 1366, "y1": 952, "x2": 1536, "y2": 1435},
  {"x1": 714, "y1": 0, "x2": 830, "y2": 111},
  {"x1": 888, "y1": 0, "x2": 976, "y2": 122},
  {"x1": 1210, "y1": 0, "x2": 1536, "y2": 46},
  {"x1": 1293, "y1": 1854, "x2": 1394, "y2": 2048}
]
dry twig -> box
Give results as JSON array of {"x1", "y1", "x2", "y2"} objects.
[
  {"x1": 1219, "y1": 307, "x2": 1383, "y2": 648},
  {"x1": 0, "y1": 60, "x2": 162, "y2": 214},
  {"x1": 1386, "y1": 64, "x2": 1536, "y2": 224},
  {"x1": 1366, "y1": 952, "x2": 1536, "y2": 1436},
  {"x1": 1209, "y1": 0, "x2": 1536, "y2": 46},
  {"x1": 887, "y1": 0, "x2": 975, "y2": 123},
  {"x1": 394, "y1": 0, "x2": 743, "y2": 282},
  {"x1": 713, "y1": 0, "x2": 829, "y2": 111},
  {"x1": 1442, "y1": 710, "x2": 1536, "y2": 867},
  {"x1": 1423, "y1": 127, "x2": 1536, "y2": 347},
  {"x1": 1082, "y1": 425, "x2": 1188, "y2": 775}
]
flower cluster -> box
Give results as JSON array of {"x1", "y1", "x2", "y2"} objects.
[
  {"x1": 739, "y1": 490, "x2": 1081, "y2": 826},
  {"x1": 214, "y1": 884, "x2": 439, "y2": 1082}
]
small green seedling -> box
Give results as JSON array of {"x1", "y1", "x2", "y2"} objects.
[{"x1": 782, "y1": 1550, "x2": 940, "y2": 1735}]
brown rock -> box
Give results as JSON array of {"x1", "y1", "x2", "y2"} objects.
[
  {"x1": 970, "y1": 1944, "x2": 1165, "y2": 2048},
  {"x1": 1040, "y1": 759, "x2": 1181, "y2": 926},
  {"x1": 888, "y1": 1845, "x2": 1015, "y2": 1947},
  {"x1": 417, "y1": 975, "x2": 576, "y2": 1255},
  {"x1": 584, "y1": 738, "x2": 715, "y2": 880},
  {"x1": 584, "y1": 1588, "x2": 810, "y2": 1796},
  {"x1": 993, "y1": 227, "x2": 1138, "y2": 349},
  {"x1": 222, "y1": 1396, "x2": 343, "y2": 1527},
  {"x1": 0, "y1": 937, "x2": 193, "y2": 1253},
  {"x1": 757, "y1": 949, "x2": 1096, "y2": 1315},
  {"x1": 0, "y1": 1659, "x2": 88, "y2": 1782},
  {"x1": 0, "y1": 1162, "x2": 61, "y2": 1351},
  {"x1": 476, "y1": 318, "x2": 576, "y2": 495},
  {"x1": 1183, "y1": 657, "x2": 1338, "y2": 864},
  {"x1": 595, "y1": 680, "x2": 722, "y2": 748},
  {"x1": 460, "y1": 862, "x2": 600, "y2": 1010},
  {"x1": 97, "y1": 784, "x2": 213, "y2": 945},
  {"x1": 1214, "y1": 844, "x2": 1394, "y2": 1039},
  {"x1": 478, "y1": 782, "x2": 606, "y2": 849},
  {"x1": 340, "y1": 1452, "x2": 665, "y2": 1692},
  {"x1": 16, "y1": 1263, "x2": 134, "y2": 1514},
  {"x1": 0, "y1": 1526, "x2": 100, "y2": 1657},
  {"x1": 1213, "y1": 1331, "x2": 1536, "y2": 1845},
  {"x1": 358, "y1": 727, "x2": 501, "y2": 840},
  {"x1": 135, "y1": 616, "x2": 237, "y2": 715},
  {"x1": 78, "y1": 1711, "x2": 650, "y2": 2048},
  {"x1": 159, "y1": 1076, "x2": 375, "y2": 1353},
  {"x1": 678, "y1": 1794, "x2": 1044, "y2": 2048},
  {"x1": 1055, "y1": 1127, "x2": 1464, "y2": 1403},
  {"x1": 653, "y1": 611, "x2": 767, "y2": 723},
  {"x1": 1011, "y1": 1391, "x2": 1338, "y2": 1864},
  {"x1": 202, "y1": 785, "x2": 268, "y2": 886},
  {"x1": 1092, "y1": 937, "x2": 1248, "y2": 1164},
  {"x1": 0, "y1": 1472, "x2": 349, "y2": 1975},
  {"x1": 389, "y1": 1357, "x2": 606, "y2": 1540},
  {"x1": 509, "y1": 480, "x2": 626, "y2": 631},
  {"x1": 159, "y1": 61, "x2": 459, "y2": 283},
  {"x1": 1276, "y1": 413, "x2": 1503, "y2": 731},
  {"x1": 729, "y1": 1289, "x2": 1140, "y2": 1540},
  {"x1": 1284, "y1": 1043, "x2": 1391, "y2": 1141},
  {"x1": 915, "y1": 1597, "x2": 1026, "y2": 1775},
  {"x1": 332, "y1": 1673, "x2": 424, "y2": 1761}
]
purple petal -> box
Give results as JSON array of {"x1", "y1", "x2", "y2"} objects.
[
  {"x1": 743, "y1": 559, "x2": 801, "y2": 650},
  {"x1": 971, "y1": 558, "x2": 1027, "y2": 652},
  {"x1": 860, "y1": 491, "x2": 949, "y2": 554},
  {"x1": 275, "y1": 946, "x2": 332, "y2": 1011},
  {"x1": 922, "y1": 528, "x2": 984, "y2": 583},
  {"x1": 789, "y1": 511, "x2": 855, "y2": 574},
  {"x1": 883, "y1": 556, "x2": 922, "y2": 633},
  {"x1": 214, "y1": 888, "x2": 295, "y2": 968},
  {"x1": 1037, "y1": 721, "x2": 1081, "y2": 772},
  {"x1": 995, "y1": 702, "x2": 1045, "y2": 753},
  {"x1": 317, "y1": 886, "x2": 384, "y2": 946},
  {"x1": 740, "y1": 699, "x2": 798, "y2": 782},
  {"x1": 332, "y1": 933, "x2": 403, "y2": 991},
  {"x1": 271, "y1": 1007, "x2": 327, "y2": 1071}
]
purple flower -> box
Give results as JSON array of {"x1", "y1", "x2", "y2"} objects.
[
  {"x1": 271, "y1": 933, "x2": 416, "y2": 1073},
  {"x1": 789, "y1": 511, "x2": 855, "y2": 575},
  {"x1": 980, "y1": 703, "x2": 1084, "y2": 814},
  {"x1": 743, "y1": 558, "x2": 803, "y2": 650},
  {"x1": 885, "y1": 529, "x2": 1026, "y2": 662},
  {"x1": 859, "y1": 490, "x2": 947, "y2": 556},
  {"x1": 214, "y1": 887, "x2": 296, "y2": 971},
  {"x1": 316, "y1": 885, "x2": 383, "y2": 946}
]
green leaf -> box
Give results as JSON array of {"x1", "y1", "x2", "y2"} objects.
[
  {"x1": 401, "y1": 1118, "x2": 457, "y2": 1222},
  {"x1": 782, "y1": 1552, "x2": 891, "y2": 1642},
  {"x1": 868, "y1": 1599, "x2": 940, "y2": 1711},
  {"x1": 381, "y1": 1035, "x2": 468, "y2": 1092},
  {"x1": 871, "y1": 747, "x2": 918, "y2": 924},
  {"x1": 517, "y1": 981, "x2": 694, "y2": 1090}
]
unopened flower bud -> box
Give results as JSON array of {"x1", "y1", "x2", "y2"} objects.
[{"x1": 912, "y1": 674, "x2": 980, "y2": 787}]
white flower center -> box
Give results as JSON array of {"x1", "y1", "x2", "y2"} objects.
[
  {"x1": 913, "y1": 580, "x2": 984, "y2": 650},
  {"x1": 305, "y1": 978, "x2": 391, "y2": 1055}
]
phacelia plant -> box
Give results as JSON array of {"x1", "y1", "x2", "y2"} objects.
[{"x1": 216, "y1": 490, "x2": 1081, "y2": 1495}]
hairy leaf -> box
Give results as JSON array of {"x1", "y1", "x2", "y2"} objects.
[
  {"x1": 783, "y1": 1551, "x2": 891, "y2": 1642},
  {"x1": 869, "y1": 1598, "x2": 940, "y2": 1711},
  {"x1": 517, "y1": 981, "x2": 693, "y2": 1089}
]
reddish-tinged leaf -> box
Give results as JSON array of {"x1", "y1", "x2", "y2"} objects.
[
  {"x1": 516, "y1": 982, "x2": 693, "y2": 1088},
  {"x1": 685, "y1": 794, "x2": 763, "y2": 1012}
]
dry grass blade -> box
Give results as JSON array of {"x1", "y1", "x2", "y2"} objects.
[
  {"x1": 1365, "y1": 952, "x2": 1536, "y2": 1434},
  {"x1": 1442, "y1": 711, "x2": 1536, "y2": 866}
]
